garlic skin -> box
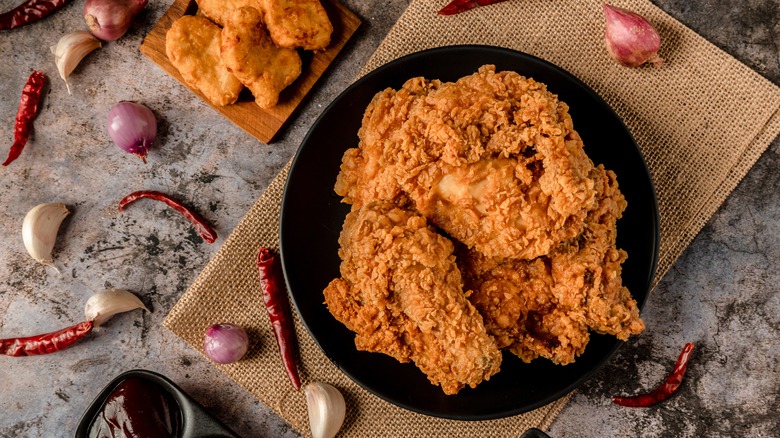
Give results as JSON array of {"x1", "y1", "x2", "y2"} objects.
[
  {"x1": 22, "y1": 203, "x2": 70, "y2": 272},
  {"x1": 304, "y1": 382, "x2": 346, "y2": 438},
  {"x1": 84, "y1": 289, "x2": 149, "y2": 327},
  {"x1": 50, "y1": 31, "x2": 102, "y2": 94}
]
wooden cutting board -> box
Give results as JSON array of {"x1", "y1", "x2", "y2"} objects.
[{"x1": 140, "y1": 0, "x2": 361, "y2": 143}]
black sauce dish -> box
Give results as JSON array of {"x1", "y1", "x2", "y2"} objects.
[{"x1": 74, "y1": 369, "x2": 239, "y2": 438}]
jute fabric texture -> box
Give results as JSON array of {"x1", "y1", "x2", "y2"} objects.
[{"x1": 164, "y1": 0, "x2": 780, "y2": 436}]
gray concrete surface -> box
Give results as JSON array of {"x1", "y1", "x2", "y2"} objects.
[{"x1": 0, "y1": 0, "x2": 777, "y2": 437}]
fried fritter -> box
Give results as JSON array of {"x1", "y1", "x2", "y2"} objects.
[
  {"x1": 260, "y1": 0, "x2": 333, "y2": 50},
  {"x1": 463, "y1": 167, "x2": 644, "y2": 365},
  {"x1": 323, "y1": 201, "x2": 502, "y2": 395},
  {"x1": 165, "y1": 16, "x2": 243, "y2": 107},
  {"x1": 195, "y1": 0, "x2": 261, "y2": 26},
  {"x1": 220, "y1": 6, "x2": 302, "y2": 109},
  {"x1": 335, "y1": 65, "x2": 598, "y2": 260}
]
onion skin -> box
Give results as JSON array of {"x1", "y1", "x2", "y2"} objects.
[
  {"x1": 84, "y1": 0, "x2": 148, "y2": 42},
  {"x1": 107, "y1": 101, "x2": 157, "y2": 163},
  {"x1": 603, "y1": 3, "x2": 663, "y2": 67},
  {"x1": 203, "y1": 323, "x2": 249, "y2": 364}
]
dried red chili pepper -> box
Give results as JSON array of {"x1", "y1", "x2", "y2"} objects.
[
  {"x1": 613, "y1": 342, "x2": 695, "y2": 407},
  {"x1": 0, "y1": 321, "x2": 93, "y2": 357},
  {"x1": 0, "y1": 0, "x2": 71, "y2": 30},
  {"x1": 3, "y1": 70, "x2": 46, "y2": 167},
  {"x1": 257, "y1": 247, "x2": 301, "y2": 390},
  {"x1": 118, "y1": 190, "x2": 218, "y2": 244},
  {"x1": 438, "y1": 0, "x2": 507, "y2": 16}
]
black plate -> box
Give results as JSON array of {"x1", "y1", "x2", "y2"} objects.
[
  {"x1": 280, "y1": 45, "x2": 659, "y2": 420},
  {"x1": 74, "y1": 369, "x2": 240, "y2": 438}
]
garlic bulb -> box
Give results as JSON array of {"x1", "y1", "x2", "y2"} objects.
[
  {"x1": 84, "y1": 289, "x2": 149, "y2": 327},
  {"x1": 304, "y1": 382, "x2": 346, "y2": 438},
  {"x1": 22, "y1": 203, "x2": 69, "y2": 272},
  {"x1": 50, "y1": 30, "x2": 102, "y2": 94}
]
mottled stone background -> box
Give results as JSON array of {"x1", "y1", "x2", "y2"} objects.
[{"x1": 0, "y1": 0, "x2": 777, "y2": 437}]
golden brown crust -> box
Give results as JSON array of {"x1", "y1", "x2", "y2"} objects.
[
  {"x1": 165, "y1": 16, "x2": 243, "y2": 107},
  {"x1": 336, "y1": 65, "x2": 598, "y2": 260},
  {"x1": 323, "y1": 201, "x2": 502, "y2": 395},
  {"x1": 464, "y1": 167, "x2": 644, "y2": 365},
  {"x1": 195, "y1": 0, "x2": 262, "y2": 26},
  {"x1": 260, "y1": 0, "x2": 333, "y2": 50},
  {"x1": 327, "y1": 66, "x2": 644, "y2": 392},
  {"x1": 220, "y1": 7, "x2": 302, "y2": 109}
]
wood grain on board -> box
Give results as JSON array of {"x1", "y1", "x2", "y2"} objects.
[{"x1": 140, "y1": 0, "x2": 361, "y2": 143}]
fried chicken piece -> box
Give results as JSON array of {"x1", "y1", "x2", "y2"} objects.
[
  {"x1": 259, "y1": 0, "x2": 333, "y2": 50},
  {"x1": 463, "y1": 167, "x2": 644, "y2": 365},
  {"x1": 166, "y1": 16, "x2": 244, "y2": 107},
  {"x1": 195, "y1": 0, "x2": 261, "y2": 26},
  {"x1": 220, "y1": 7, "x2": 302, "y2": 109},
  {"x1": 323, "y1": 201, "x2": 502, "y2": 395},
  {"x1": 335, "y1": 65, "x2": 598, "y2": 260}
]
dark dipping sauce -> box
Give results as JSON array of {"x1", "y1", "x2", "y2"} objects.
[{"x1": 88, "y1": 376, "x2": 181, "y2": 438}]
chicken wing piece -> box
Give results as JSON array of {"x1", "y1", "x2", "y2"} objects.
[
  {"x1": 166, "y1": 16, "x2": 243, "y2": 106},
  {"x1": 323, "y1": 201, "x2": 502, "y2": 395},
  {"x1": 335, "y1": 65, "x2": 598, "y2": 260},
  {"x1": 220, "y1": 7, "x2": 302, "y2": 109},
  {"x1": 260, "y1": 0, "x2": 333, "y2": 50},
  {"x1": 463, "y1": 166, "x2": 644, "y2": 365}
]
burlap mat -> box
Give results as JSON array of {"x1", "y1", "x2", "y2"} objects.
[{"x1": 164, "y1": 0, "x2": 780, "y2": 436}]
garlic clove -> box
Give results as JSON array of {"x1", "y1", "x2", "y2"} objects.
[
  {"x1": 50, "y1": 30, "x2": 102, "y2": 95},
  {"x1": 22, "y1": 203, "x2": 70, "y2": 272},
  {"x1": 84, "y1": 289, "x2": 149, "y2": 327},
  {"x1": 304, "y1": 382, "x2": 346, "y2": 438}
]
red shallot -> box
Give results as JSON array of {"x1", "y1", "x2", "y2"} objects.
[
  {"x1": 84, "y1": 0, "x2": 147, "y2": 41},
  {"x1": 107, "y1": 101, "x2": 157, "y2": 162},
  {"x1": 602, "y1": 3, "x2": 663, "y2": 67},
  {"x1": 203, "y1": 323, "x2": 249, "y2": 364}
]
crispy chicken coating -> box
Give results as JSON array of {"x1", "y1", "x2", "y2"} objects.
[
  {"x1": 335, "y1": 65, "x2": 598, "y2": 260},
  {"x1": 260, "y1": 0, "x2": 333, "y2": 50},
  {"x1": 327, "y1": 66, "x2": 644, "y2": 392},
  {"x1": 165, "y1": 16, "x2": 243, "y2": 107},
  {"x1": 462, "y1": 167, "x2": 644, "y2": 365},
  {"x1": 195, "y1": 0, "x2": 261, "y2": 26},
  {"x1": 220, "y1": 7, "x2": 302, "y2": 109},
  {"x1": 323, "y1": 201, "x2": 502, "y2": 395}
]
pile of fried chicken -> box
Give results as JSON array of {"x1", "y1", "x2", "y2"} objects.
[
  {"x1": 323, "y1": 66, "x2": 645, "y2": 395},
  {"x1": 165, "y1": 0, "x2": 332, "y2": 108}
]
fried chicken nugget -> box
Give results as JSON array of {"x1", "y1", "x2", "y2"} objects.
[
  {"x1": 260, "y1": 0, "x2": 333, "y2": 50},
  {"x1": 195, "y1": 0, "x2": 262, "y2": 26},
  {"x1": 166, "y1": 16, "x2": 243, "y2": 107},
  {"x1": 220, "y1": 7, "x2": 302, "y2": 109}
]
